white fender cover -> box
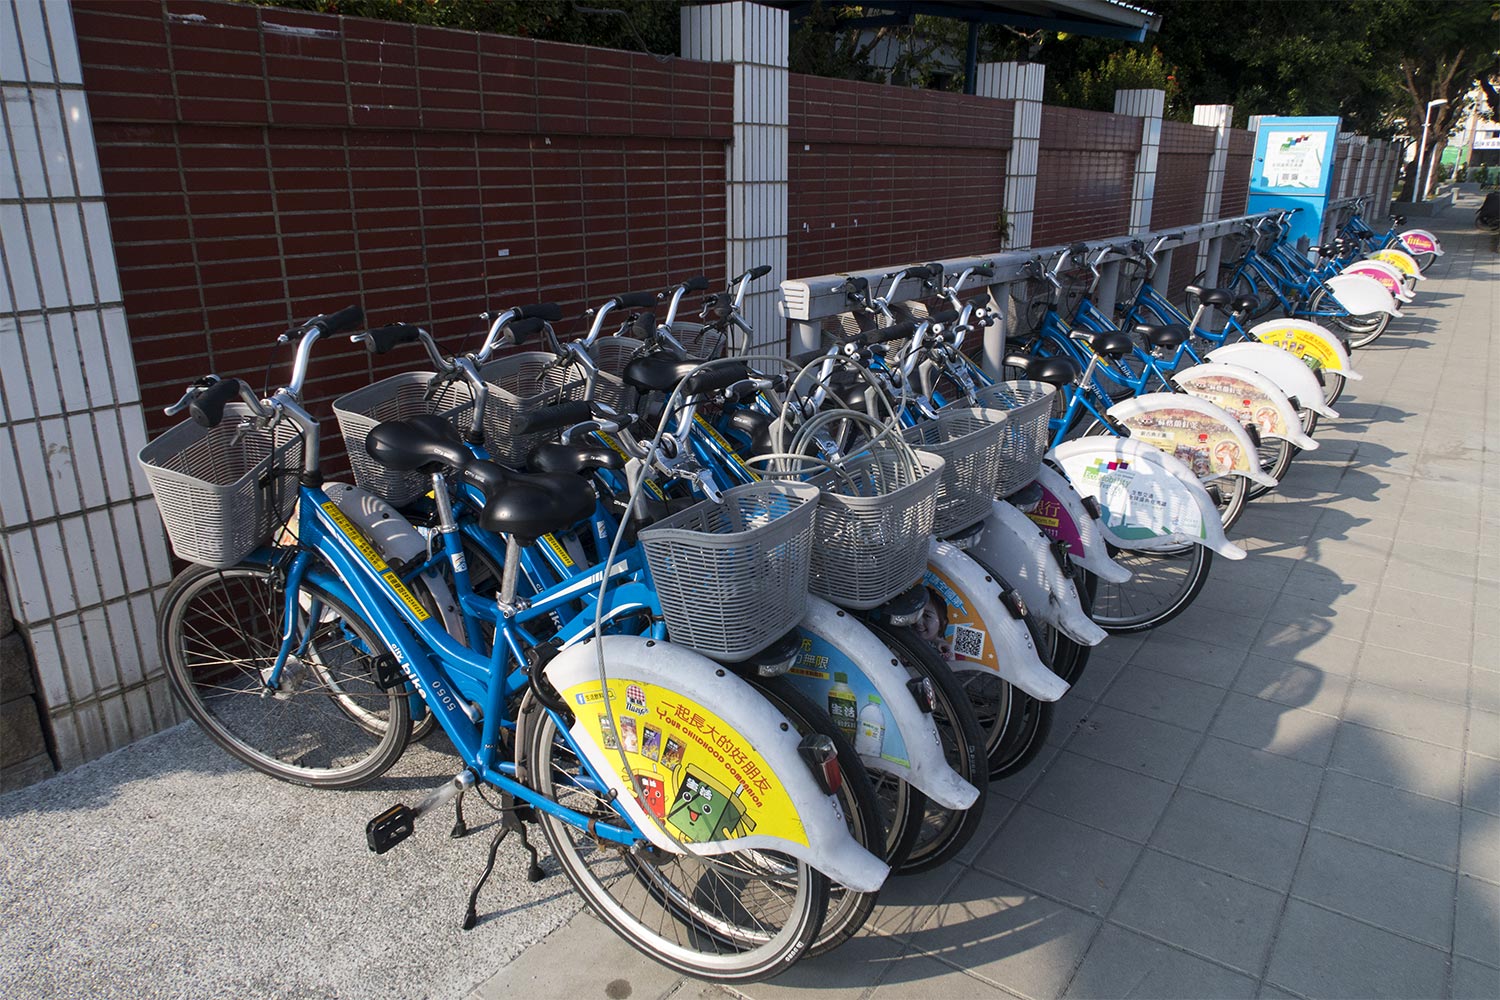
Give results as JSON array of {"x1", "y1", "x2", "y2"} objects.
[
  {"x1": 969, "y1": 500, "x2": 1108, "y2": 646},
  {"x1": 788, "y1": 596, "x2": 979, "y2": 810},
  {"x1": 1207, "y1": 342, "x2": 1339, "y2": 419},
  {"x1": 921, "y1": 540, "x2": 1070, "y2": 702},
  {"x1": 546, "y1": 635, "x2": 889, "y2": 893},
  {"x1": 1397, "y1": 228, "x2": 1443, "y2": 258},
  {"x1": 1171, "y1": 363, "x2": 1317, "y2": 450},
  {"x1": 1050, "y1": 438, "x2": 1247, "y2": 560},
  {"x1": 1323, "y1": 273, "x2": 1403, "y2": 316},
  {"x1": 1341, "y1": 260, "x2": 1415, "y2": 302},
  {"x1": 1371, "y1": 247, "x2": 1427, "y2": 279},
  {"x1": 1106, "y1": 393, "x2": 1278, "y2": 487},
  {"x1": 1244, "y1": 318, "x2": 1363, "y2": 382},
  {"x1": 1028, "y1": 461, "x2": 1132, "y2": 583}
]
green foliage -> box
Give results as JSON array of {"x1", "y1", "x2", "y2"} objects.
[
  {"x1": 1048, "y1": 47, "x2": 1180, "y2": 114},
  {"x1": 787, "y1": 2, "x2": 884, "y2": 82}
]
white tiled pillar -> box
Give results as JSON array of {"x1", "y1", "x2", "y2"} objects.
[
  {"x1": 1115, "y1": 89, "x2": 1164, "y2": 233},
  {"x1": 681, "y1": 2, "x2": 788, "y2": 354},
  {"x1": 975, "y1": 61, "x2": 1043, "y2": 249},
  {"x1": 1, "y1": 0, "x2": 178, "y2": 772},
  {"x1": 1193, "y1": 103, "x2": 1234, "y2": 273}
]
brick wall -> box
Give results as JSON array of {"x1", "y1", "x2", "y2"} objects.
[
  {"x1": 1032, "y1": 106, "x2": 1138, "y2": 246},
  {"x1": 71, "y1": 0, "x2": 732, "y2": 447},
  {"x1": 787, "y1": 75, "x2": 1013, "y2": 277},
  {"x1": 1151, "y1": 120, "x2": 1214, "y2": 230},
  {"x1": 1220, "y1": 129, "x2": 1255, "y2": 218}
]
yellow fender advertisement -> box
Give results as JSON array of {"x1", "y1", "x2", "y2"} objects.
[
  {"x1": 1105, "y1": 393, "x2": 1278, "y2": 487},
  {"x1": 1204, "y1": 342, "x2": 1338, "y2": 419},
  {"x1": 1170, "y1": 363, "x2": 1317, "y2": 450},
  {"x1": 545, "y1": 635, "x2": 888, "y2": 893},
  {"x1": 1371, "y1": 247, "x2": 1426, "y2": 280},
  {"x1": 1245, "y1": 318, "x2": 1363, "y2": 382}
]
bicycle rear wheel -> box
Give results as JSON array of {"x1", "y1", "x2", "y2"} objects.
[
  {"x1": 523, "y1": 698, "x2": 829, "y2": 983},
  {"x1": 1090, "y1": 543, "x2": 1213, "y2": 634},
  {"x1": 1247, "y1": 437, "x2": 1296, "y2": 501},
  {"x1": 158, "y1": 564, "x2": 411, "y2": 788}
]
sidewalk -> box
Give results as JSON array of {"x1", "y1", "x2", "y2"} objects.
[{"x1": 1, "y1": 201, "x2": 1495, "y2": 1000}]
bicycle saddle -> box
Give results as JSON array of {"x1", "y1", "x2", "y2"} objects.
[
  {"x1": 528, "y1": 441, "x2": 625, "y2": 476},
  {"x1": 624, "y1": 354, "x2": 751, "y2": 396},
  {"x1": 1131, "y1": 323, "x2": 1191, "y2": 351},
  {"x1": 1231, "y1": 294, "x2": 1259, "y2": 314},
  {"x1": 476, "y1": 472, "x2": 596, "y2": 543},
  {"x1": 1004, "y1": 352, "x2": 1080, "y2": 387},
  {"x1": 726, "y1": 407, "x2": 774, "y2": 456},
  {"x1": 366, "y1": 416, "x2": 473, "y2": 474},
  {"x1": 1082, "y1": 330, "x2": 1136, "y2": 360},
  {"x1": 1183, "y1": 284, "x2": 1234, "y2": 307}
]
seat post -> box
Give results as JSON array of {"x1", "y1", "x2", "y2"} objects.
[{"x1": 498, "y1": 536, "x2": 526, "y2": 616}]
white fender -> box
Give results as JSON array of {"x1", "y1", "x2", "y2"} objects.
[
  {"x1": 789, "y1": 596, "x2": 978, "y2": 811},
  {"x1": 1397, "y1": 228, "x2": 1442, "y2": 259},
  {"x1": 1050, "y1": 438, "x2": 1247, "y2": 560},
  {"x1": 1205, "y1": 342, "x2": 1338, "y2": 419},
  {"x1": 969, "y1": 501, "x2": 1107, "y2": 646},
  {"x1": 1371, "y1": 247, "x2": 1426, "y2": 279},
  {"x1": 1028, "y1": 461, "x2": 1132, "y2": 584},
  {"x1": 1341, "y1": 260, "x2": 1415, "y2": 302},
  {"x1": 1243, "y1": 318, "x2": 1364, "y2": 382},
  {"x1": 547, "y1": 635, "x2": 888, "y2": 892},
  {"x1": 921, "y1": 540, "x2": 1070, "y2": 702},
  {"x1": 1106, "y1": 393, "x2": 1278, "y2": 487},
  {"x1": 1171, "y1": 362, "x2": 1317, "y2": 450},
  {"x1": 1323, "y1": 273, "x2": 1403, "y2": 316}
]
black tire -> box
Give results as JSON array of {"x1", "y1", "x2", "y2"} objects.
[
  {"x1": 158, "y1": 564, "x2": 411, "y2": 788},
  {"x1": 1043, "y1": 571, "x2": 1095, "y2": 686},
  {"x1": 521, "y1": 695, "x2": 829, "y2": 983},
  {"x1": 865, "y1": 624, "x2": 989, "y2": 875},
  {"x1": 1091, "y1": 543, "x2": 1213, "y2": 634},
  {"x1": 1246, "y1": 436, "x2": 1296, "y2": 501},
  {"x1": 1308, "y1": 285, "x2": 1389, "y2": 349}
]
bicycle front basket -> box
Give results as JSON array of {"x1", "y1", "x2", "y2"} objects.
[
  {"x1": 586, "y1": 336, "x2": 645, "y2": 412},
  {"x1": 900, "y1": 407, "x2": 1009, "y2": 536},
  {"x1": 476, "y1": 352, "x2": 587, "y2": 465},
  {"x1": 138, "y1": 404, "x2": 304, "y2": 568},
  {"x1": 640, "y1": 480, "x2": 819, "y2": 662},
  {"x1": 960, "y1": 380, "x2": 1055, "y2": 497},
  {"x1": 332, "y1": 371, "x2": 475, "y2": 507}
]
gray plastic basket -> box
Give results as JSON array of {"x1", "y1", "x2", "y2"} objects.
[
  {"x1": 586, "y1": 336, "x2": 644, "y2": 412},
  {"x1": 901, "y1": 407, "x2": 1009, "y2": 536},
  {"x1": 665, "y1": 321, "x2": 727, "y2": 361},
  {"x1": 640, "y1": 480, "x2": 819, "y2": 662},
  {"x1": 332, "y1": 371, "x2": 475, "y2": 506},
  {"x1": 475, "y1": 351, "x2": 587, "y2": 466},
  {"x1": 808, "y1": 449, "x2": 944, "y2": 610},
  {"x1": 962, "y1": 380, "x2": 1056, "y2": 497},
  {"x1": 138, "y1": 404, "x2": 304, "y2": 568}
]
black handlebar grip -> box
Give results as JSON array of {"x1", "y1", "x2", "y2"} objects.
[
  {"x1": 508, "y1": 316, "x2": 547, "y2": 342},
  {"x1": 680, "y1": 361, "x2": 752, "y2": 397},
  {"x1": 189, "y1": 378, "x2": 244, "y2": 429},
  {"x1": 316, "y1": 304, "x2": 365, "y2": 337},
  {"x1": 361, "y1": 324, "x2": 424, "y2": 355},
  {"x1": 926, "y1": 309, "x2": 961, "y2": 326},
  {"x1": 1067, "y1": 242, "x2": 1089, "y2": 256},
  {"x1": 517, "y1": 400, "x2": 593, "y2": 435},
  {"x1": 680, "y1": 275, "x2": 709, "y2": 293},
  {"x1": 862, "y1": 319, "x2": 918, "y2": 346},
  {"x1": 748, "y1": 264, "x2": 773, "y2": 280},
  {"x1": 922, "y1": 262, "x2": 946, "y2": 277},
  {"x1": 971, "y1": 264, "x2": 995, "y2": 278},
  {"x1": 513, "y1": 302, "x2": 563, "y2": 322},
  {"x1": 612, "y1": 291, "x2": 659, "y2": 310},
  {"x1": 843, "y1": 276, "x2": 870, "y2": 295}
]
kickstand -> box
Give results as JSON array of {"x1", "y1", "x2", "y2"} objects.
[
  {"x1": 462, "y1": 823, "x2": 510, "y2": 931},
  {"x1": 450, "y1": 785, "x2": 469, "y2": 839},
  {"x1": 460, "y1": 798, "x2": 548, "y2": 931}
]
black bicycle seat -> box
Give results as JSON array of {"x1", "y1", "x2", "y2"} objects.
[
  {"x1": 1005, "y1": 352, "x2": 1081, "y2": 387},
  {"x1": 477, "y1": 472, "x2": 596, "y2": 543},
  {"x1": 366, "y1": 418, "x2": 472, "y2": 474},
  {"x1": 1231, "y1": 295, "x2": 1259, "y2": 314},
  {"x1": 1183, "y1": 284, "x2": 1234, "y2": 307},
  {"x1": 1131, "y1": 323, "x2": 1191, "y2": 351},
  {"x1": 624, "y1": 353, "x2": 701, "y2": 394},
  {"x1": 528, "y1": 442, "x2": 625, "y2": 476},
  {"x1": 1086, "y1": 330, "x2": 1137, "y2": 360}
]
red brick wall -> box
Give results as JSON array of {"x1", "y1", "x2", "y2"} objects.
[
  {"x1": 1150, "y1": 121, "x2": 1214, "y2": 230},
  {"x1": 72, "y1": 0, "x2": 731, "y2": 442},
  {"x1": 1219, "y1": 129, "x2": 1255, "y2": 218},
  {"x1": 787, "y1": 75, "x2": 1013, "y2": 277},
  {"x1": 1032, "y1": 106, "x2": 1139, "y2": 246}
]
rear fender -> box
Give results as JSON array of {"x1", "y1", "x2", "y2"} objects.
[
  {"x1": 1340, "y1": 260, "x2": 1415, "y2": 302},
  {"x1": 785, "y1": 596, "x2": 978, "y2": 811},
  {"x1": 1323, "y1": 273, "x2": 1403, "y2": 316},
  {"x1": 1106, "y1": 393, "x2": 1278, "y2": 487},
  {"x1": 545, "y1": 635, "x2": 889, "y2": 893},
  {"x1": 1396, "y1": 229, "x2": 1442, "y2": 259},
  {"x1": 1171, "y1": 363, "x2": 1316, "y2": 450},
  {"x1": 1049, "y1": 438, "x2": 1247, "y2": 560},
  {"x1": 1024, "y1": 462, "x2": 1132, "y2": 584},
  {"x1": 1204, "y1": 342, "x2": 1338, "y2": 418},
  {"x1": 969, "y1": 500, "x2": 1107, "y2": 646},
  {"x1": 921, "y1": 541, "x2": 1070, "y2": 702},
  {"x1": 1241, "y1": 319, "x2": 1363, "y2": 382},
  {"x1": 1371, "y1": 247, "x2": 1426, "y2": 278}
]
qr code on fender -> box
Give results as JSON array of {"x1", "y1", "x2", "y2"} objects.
[{"x1": 951, "y1": 625, "x2": 986, "y2": 660}]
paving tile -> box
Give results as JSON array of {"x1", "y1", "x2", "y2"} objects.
[
  {"x1": 1466, "y1": 752, "x2": 1500, "y2": 815},
  {"x1": 1363, "y1": 615, "x2": 1474, "y2": 665},
  {"x1": 1064, "y1": 704, "x2": 1201, "y2": 783},
  {"x1": 974, "y1": 804, "x2": 1141, "y2": 914},
  {"x1": 470, "y1": 910, "x2": 686, "y2": 1000},
  {"x1": 1262, "y1": 590, "x2": 1372, "y2": 634},
  {"x1": 989, "y1": 741, "x2": 1061, "y2": 802},
  {"x1": 1183, "y1": 737, "x2": 1325, "y2": 823},
  {"x1": 1063, "y1": 654, "x2": 1125, "y2": 705},
  {"x1": 1327, "y1": 722, "x2": 1465, "y2": 804},
  {"x1": 1062, "y1": 923, "x2": 1256, "y2": 1000},
  {"x1": 1342, "y1": 682, "x2": 1468, "y2": 748},
  {"x1": 1451, "y1": 956, "x2": 1500, "y2": 1000},
  {"x1": 1263, "y1": 899, "x2": 1448, "y2": 1000},
  {"x1": 1217, "y1": 553, "x2": 1301, "y2": 593},
  {"x1": 1130, "y1": 630, "x2": 1251, "y2": 688},
  {"x1": 1454, "y1": 875, "x2": 1500, "y2": 966},
  {"x1": 1470, "y1": 707, "x2": 1500, "y2": 759},
  {"x1": 1374, "y1": 560, "x2": 1479, "y2": 603},
  {"x1": 906, "y1": 872, "x2": 1099, "y2": 999},
  {"x1": 1471, "y1": 668, "x2": 1499, "y2": 714},
  {"x1": 1233, "y1": 654, "x2": 1350, "y2": 717},
  {"x1": 955, "y1": 788, "x2": 1022, "y2": 867},
  {"x1": 743, "y1": 928, "x2": 915, "y2": 1000},
  {"x1": 1280, "y1": 562, "x2": 1375, "y2": 607},
  {"x1": 1046, "y1": 691, "x2": 1096, "y2": 748},
  {"x1": 1459, "y1": 808, "x2": 1499, "y2": 883},
  {"x1": 865, "y1": 951, "x2": 995, "y2": 999},
  {"x1": 1373, "y1": 585, "x2": 1477, "y2": 633},
  {"x1": 1311, "y1": 770, "x2": 1461, "y2": 868},
  {"x1": 1100, "y1": 666, "x2": 1227, "y2": 733},
  {"x1": 1149, "y1": 788, "x2": 1306, "y2": 891},
  {"x1": 1110, "y1": 850, "x2": 1283, "y2": 974},
  {"x1": 1355, "y1": 644, "x2": 1472, "y2": 705},
  {"x1": 1025, "y1": 751, "x2": 1175, "y2": 843},
  {"x1": 1290, "y1": 830, "x2": 1455, "y2": 948},
  {"x1": 866, "y1": 858, "x2": 966, "y2": 938},
  {"x1": 1208, "y1": 692, "x2": 1339, "y2": 765},
  {"x1": 1194, "y1": 578, "x2": 1280, "y2": 618},
  {"x1": 1253, "y1": 621, "x2": 1363, "y2": 675},
  {"x1": 1392, "y1": 519, "x2": 1483, "y2": 554}
]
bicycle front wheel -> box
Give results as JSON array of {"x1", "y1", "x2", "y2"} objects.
[
  {"x1": 1091, "y1": 543, "x2": 1213, "y2": 634},
  {"x1": 522, "y1": 699, "x2": 829, "y2": 983},
  {"x1": 158, "y1": 564, "x2": 411, "y2": 788}
]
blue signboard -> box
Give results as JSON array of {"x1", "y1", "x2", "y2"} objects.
[{"x1": 1247, "y1": 116, "x2": 1343, "y2": 250}]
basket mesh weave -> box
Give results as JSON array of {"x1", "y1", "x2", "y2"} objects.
[
  {"x1": 808, "y1": 449, "x2": 944, "y2": 610},
  {"x1": 640, "y1": 480, "x2": 819, "y2": 662},
  {"x1": 665, "y1": 321, "x2": 727, "y2": 361},
  {"x1": 962, "y1": 380, "x2": 1055, "y2": 497},
  {"x1": 474, "y1": 351, "x2": 587, "y2": 466},
  {"x1": 586, "y1": 336, "x2": 644, "y2": 412},
  {"x1": 901, "y1": 407, "x2": 1009, "y2": 536},
  {"x1": 138, "y1": 404, "x2": 304, "y2": 568},
  {"x1": 332, "y1": 371, "x2": 475, "y2": 506}
]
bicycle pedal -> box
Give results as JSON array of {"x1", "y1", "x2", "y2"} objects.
[{"x1": 366, "y1": 803, "x2": 417, "y2": 854}]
